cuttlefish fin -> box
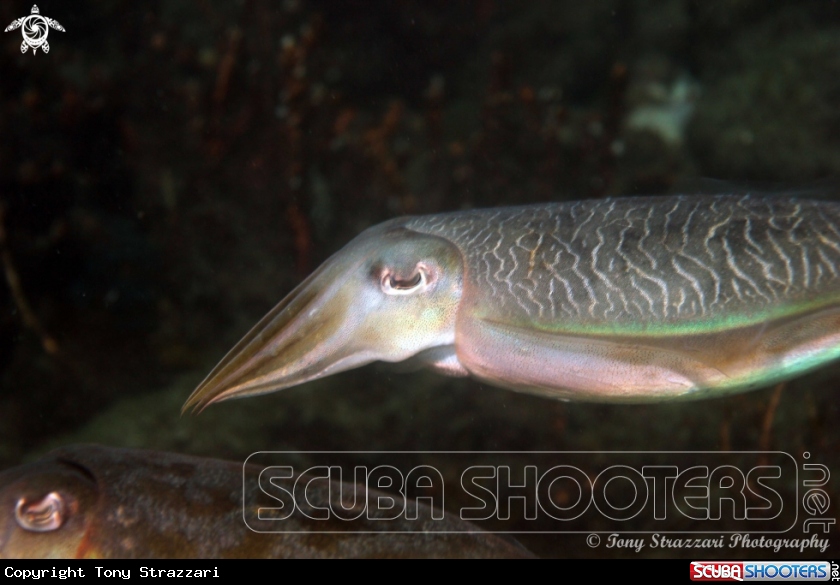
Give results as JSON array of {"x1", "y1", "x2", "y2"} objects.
[{"x1": 456, "y1": 317, "x2": 731, "y2": 402}]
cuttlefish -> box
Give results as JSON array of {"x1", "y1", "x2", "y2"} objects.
[
  {"x1": 184, "y1": 194, "x2": 840, "y2": 411},
  {"x1": 0, "y1": 445, "x2": 531, "y2": 559}
]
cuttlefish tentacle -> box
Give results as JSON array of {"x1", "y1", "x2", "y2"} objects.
[
  {"x1": 184, "y1": 223, "x2": 465, "y2": 412},
  {"x1": 184, "y1": 194, "x2": 840, "y2": 410}
]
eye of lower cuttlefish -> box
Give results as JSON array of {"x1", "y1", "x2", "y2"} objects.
[
  {"x1": 381, "y1": 264, "x2": 429, "y2": 295},
  {"x1": 14, "y1": 492, "x2": 66, "y2": 532}
]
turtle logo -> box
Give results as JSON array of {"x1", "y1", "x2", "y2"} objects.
[{"x1": 4, "y1": 5, "x2": 65, "y2": 54}]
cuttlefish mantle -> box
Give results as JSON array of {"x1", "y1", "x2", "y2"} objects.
[{"x1": 184, "y1": 194, "x2": 840, "y2": 411}]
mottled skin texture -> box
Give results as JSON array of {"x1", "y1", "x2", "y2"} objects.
[
  {"x1": 0, "y1": 445, "x2": 532, "y2": 559},
  {"x1": 184, "y1": 194, "x2": 840, "y2": 409}
]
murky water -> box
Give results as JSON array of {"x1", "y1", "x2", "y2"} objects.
[{"x1": 0, "y1": 1, "x2": 838, "y2": 559}]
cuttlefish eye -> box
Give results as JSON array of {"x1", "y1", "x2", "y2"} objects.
[
  {"x1": 14, "y1": 492, "x2": 66, "y2": 532},
  {"x1": 380, "y1": 264, "x2": 429, "y2": 295}
]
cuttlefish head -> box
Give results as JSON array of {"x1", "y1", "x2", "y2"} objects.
[
  {"x1": 0, "y1": 453, "x2": 99, "y2": 559},
  {"x1": 183, "y1": 222, "x2": 464, "y2": 412}
]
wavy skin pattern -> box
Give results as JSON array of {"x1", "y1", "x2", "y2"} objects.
[{"x1": 407, "y1": 195, "x2": 840, "y2": 334}]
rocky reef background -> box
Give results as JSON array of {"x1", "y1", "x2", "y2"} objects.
[{"x1": 0, "y1": 0, "x2": 838, "y2": 558}]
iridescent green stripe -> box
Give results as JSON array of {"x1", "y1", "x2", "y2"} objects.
[{"x1": 478, "y1": 292, "x2": 840, "y2": 338}]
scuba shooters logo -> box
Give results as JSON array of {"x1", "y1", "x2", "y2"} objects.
[
  {"x1": 4, "y1": 5, "x2": 65, "y2": 54},
  {"x1": 243, "y1": 451, "x2": 821, "y2": 534},
  {"x1": 690, "y1": 561, "x2": 835, "y2": 581}
]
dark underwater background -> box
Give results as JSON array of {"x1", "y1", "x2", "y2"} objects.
[{"x1": 0, "y1": 0, "x2": 838, "y2": 558}]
